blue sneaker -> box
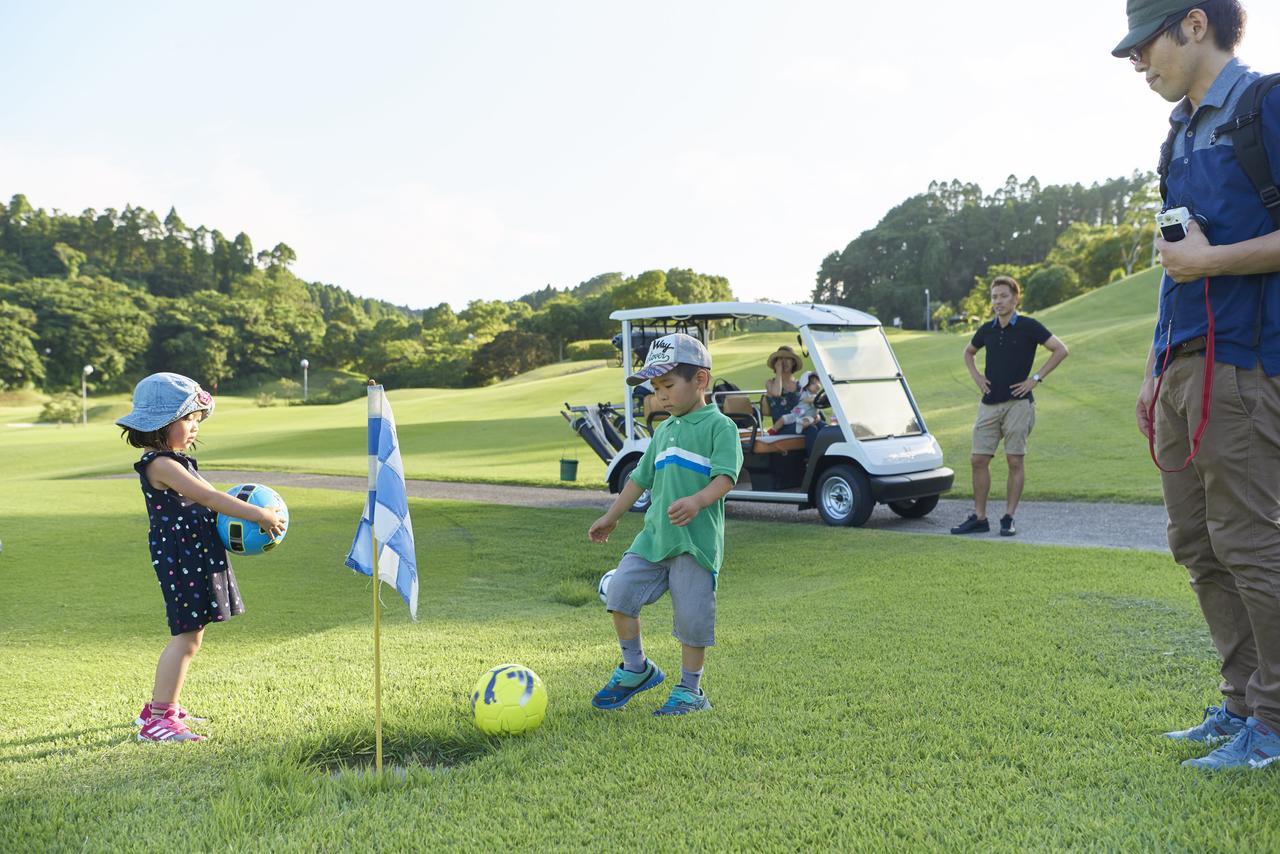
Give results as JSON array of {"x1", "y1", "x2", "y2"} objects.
[
  {"x1": 653, "y1": 685, "x2": 711, "y2": 716},
  {"x1": 591, "y1": 660, "x2": 664, "y2": 710},
  {"x1": 1163, "y1": 705, "x2": 1247, "y2": 744},
  {"x1": 1182, "y1": 717, "x2": 1280, "y2": 770}
]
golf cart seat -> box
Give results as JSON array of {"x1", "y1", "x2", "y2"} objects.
[
  {"x1": 721, "y1": 393, "x2": 758, "y2": 429},
  {"x1": 643, "y1": 394, "x2": 669, "y2": 432},
  {"x1": 738, "y1": 427, "x2": 806, "y2": 455}
]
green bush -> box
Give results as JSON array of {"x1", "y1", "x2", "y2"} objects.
[
  {"x1": 259, "y1": 377, "x2": 302, "y2": 400},
  {"x1": 1023, "y1": 265, "x2": 1083, "y2": 311},
  {"x1": 37, "y1": 392, "x2": 82, "y2": 424},
  {"x1": 565, "y1": 339, "x2": 616, "y2": 361},
  {"x1": 305, "y1": 375, "x2": 369, "y2": 405}
]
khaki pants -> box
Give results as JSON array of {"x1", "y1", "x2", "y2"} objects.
[{"x1": 1156, "y1": 355, "x2": 1280, "y2": 730}]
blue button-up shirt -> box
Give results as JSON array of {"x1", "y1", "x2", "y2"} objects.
[{"x1": 1155, "y1": 58, "x2": 1280, "y2": 375}]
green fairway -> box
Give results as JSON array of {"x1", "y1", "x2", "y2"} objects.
[
  {"x1": 0, "y1": 268, "x2": 1164, "y2": 502},
  {"x1": 2, "y1": 472, "x2": 1278, "y2": 850}
]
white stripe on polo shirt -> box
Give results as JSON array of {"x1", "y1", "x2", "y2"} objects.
[{"x1": 655, "y1": 446, "x2": 712, "y2": 476}]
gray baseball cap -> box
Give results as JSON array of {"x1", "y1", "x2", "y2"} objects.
[
  {"x1": 626, "y1": 333, "x2": 712, "y2": 386},
  {"x1": 116, "y1": 372, "x2": 215, "y2": 432}
]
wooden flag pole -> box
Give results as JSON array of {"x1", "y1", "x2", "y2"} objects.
[{"x1": 368, "y1": 379, "x2": 383, "y2": 774}]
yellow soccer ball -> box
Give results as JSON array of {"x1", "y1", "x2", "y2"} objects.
[{"x1": 471, "y1": 663, "x2": 548, "y2": 736}]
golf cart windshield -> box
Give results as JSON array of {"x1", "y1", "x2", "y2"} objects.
[{"x1": 809, "y1": 326, "x2": 923, "y2": 440}]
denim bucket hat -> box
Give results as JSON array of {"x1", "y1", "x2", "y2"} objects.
[{"x1": 116, "y1": 372, "x2": 214, "y2": 432}]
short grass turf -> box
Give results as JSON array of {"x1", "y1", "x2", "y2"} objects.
[
  {"x1": 0, "y1": 267, "x2": 1165, "y2": 501},
  {"x1": 2, "y1": 478, "x2": 1278, "y2": 851}
]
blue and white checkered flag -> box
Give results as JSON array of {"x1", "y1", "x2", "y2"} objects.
[{"x1": 345, "y1": 384, "x2": 418, "y2": 619}]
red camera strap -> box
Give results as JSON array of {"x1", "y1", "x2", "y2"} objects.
[{"x1": 1147, "y1": 277, "x2": 1215, "y2": 473}]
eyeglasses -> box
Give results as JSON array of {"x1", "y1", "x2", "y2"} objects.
[{"x1": 1128, "y1": 10, "x2": 1190, "y2": 65}]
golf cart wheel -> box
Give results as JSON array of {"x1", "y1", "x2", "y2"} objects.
[
  {"x1": 615, "y1": 458, "x2": 652, "y2": 514},
  {"x1": 887, "y1": 494, "x2": 940, "y2": 519},
  {"x1": 815, "y1": 464, "x2": 874, "y2": 527}
]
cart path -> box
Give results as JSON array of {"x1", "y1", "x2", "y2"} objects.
[{"x1": 163, "y1": 470, "x2": 1170, "y2": 554}]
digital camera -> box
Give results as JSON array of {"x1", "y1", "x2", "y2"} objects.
[{"x1": 1156, "y1": 207, "x2": 1197, "y2": 242}]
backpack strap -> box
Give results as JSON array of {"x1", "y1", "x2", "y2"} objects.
[
  {"x1": 1157, "y1": 122, "x2": 1179, "y2": 206},
  {"x1": 1211, "y1": 72, "x2": 1280, "y2": 229}
]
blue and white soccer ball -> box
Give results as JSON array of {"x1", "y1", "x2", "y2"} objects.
[
  {"x1": 598, "y1": 569, "x2": 615, "y2": 605},
  {"x1": 216, "y1": 483, "x2": 289, "y2": 555}
]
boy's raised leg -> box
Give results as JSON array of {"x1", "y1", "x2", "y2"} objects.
[{"x1": 592, "y1": 613, "x2": 664, "y2": 710}]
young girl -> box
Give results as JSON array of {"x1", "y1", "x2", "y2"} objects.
[
  {"x1": 117, "y1": 372, "x2": 286, "y2": 743},
  {"x1": 767, "y1": 371, "x2": 824, "y2": 434}
]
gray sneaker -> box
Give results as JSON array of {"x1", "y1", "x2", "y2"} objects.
[{"x1": 1164, "y1": 705, "x2": 1247, "y2": 744}]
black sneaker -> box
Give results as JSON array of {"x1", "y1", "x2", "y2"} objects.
[
  {"x1": 1000, "y1": 514, "x2": 1016, "y2": 537},
  {"x1": 950, "y1": 514, "x2": 989, "y2": 535}
]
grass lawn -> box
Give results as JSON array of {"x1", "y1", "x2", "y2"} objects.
[
  {"x1": 2, "y1": 473, "x2": 1278, "y2": 850},
  {"x1": 0, "y1": 267, "x2": 1165, "y2": 502}
]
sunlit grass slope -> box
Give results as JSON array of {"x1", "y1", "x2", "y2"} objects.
[
  {"x1": 2, "y1": 477, "x2": 1277, "y2": 850},
  {"x1": 0, "y1": 269, "x2": 1164, "y2": 499}
]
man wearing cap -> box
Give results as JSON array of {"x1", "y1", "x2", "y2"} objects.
[
  {"x1": 588, "y1": 333, "x2": 743, "y2": 716},
  {"x1": 1116, "y1": 0, "x2": 1280, "y2": 769}
]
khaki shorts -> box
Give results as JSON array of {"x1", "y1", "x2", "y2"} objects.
[{"x1": 972, "y1": 398, "x2": 1035, "y2": 456}]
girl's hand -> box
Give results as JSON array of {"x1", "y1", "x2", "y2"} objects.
[{"x1": 257, "y1": 506, "x2": 288, "y2": 538}]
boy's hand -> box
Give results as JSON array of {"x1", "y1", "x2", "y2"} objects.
[
  {"x1": 589, "y1": 515, "x2": 618, "y2": 543},
  {"x1": 667, "y1": 496, "x2": 703, "y2": 527}
]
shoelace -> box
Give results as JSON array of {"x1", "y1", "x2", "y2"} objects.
[{"x1": 1212, "y1": 725, "x2": 1256, "y2": 760}]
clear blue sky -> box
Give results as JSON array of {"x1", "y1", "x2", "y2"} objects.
[{"x1": 2, "y1": 1, "x2": 1276, "y2": 308}]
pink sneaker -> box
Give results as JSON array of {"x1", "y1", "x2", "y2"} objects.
[
  {"x1": 137, "y1": 712, "x2": 206, "y2": 743},
  {"x1": 133, "y1": 703, "x2": 205, "y2": 726}
]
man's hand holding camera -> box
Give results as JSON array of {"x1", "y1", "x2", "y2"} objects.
[{"x1": 1156, "y1": 219, "x2": 1219, "y2": 283}]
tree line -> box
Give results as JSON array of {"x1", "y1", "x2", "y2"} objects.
[
  {"x1": 0, "y1": 194, "x2": 731, "y2": 395},
  {"x1": 1, "y1": 172, "x2": 1161, "y2": 398},
  {"x1": 813, "y1": 172, "x2": 1160, "y2": 328}
]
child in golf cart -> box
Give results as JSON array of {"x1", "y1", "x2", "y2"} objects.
[{"x1": 767, "y1": 371, "x2": 824, "y2": 435}]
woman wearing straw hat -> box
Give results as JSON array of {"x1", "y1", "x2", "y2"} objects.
[
  {"x1": 763, "y1": 345, "x2": 803, "y2": 427},
  {"x1": 764, "y1": 345, "x2": 823, "y2": 454}
]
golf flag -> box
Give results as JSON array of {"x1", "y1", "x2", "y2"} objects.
[{"x1": 345, "y1": 384, "x2": 419, "y2": 619}]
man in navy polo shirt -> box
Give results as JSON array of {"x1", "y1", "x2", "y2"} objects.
[
  {"x1": 951, "y1": 276, "x2": 1068, "y2": 537},
  {"x1": 1118, "y1": 0, "x2": 1280, "y2": 769}
]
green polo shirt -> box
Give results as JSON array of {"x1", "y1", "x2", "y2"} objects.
[{"x1": 627, "y1": 402, "x2": 743, "y2": 582}]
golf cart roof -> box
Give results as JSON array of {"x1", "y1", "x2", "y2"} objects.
[{"x1": 609, "y1": 301, "x2": 879, "y2": 328}]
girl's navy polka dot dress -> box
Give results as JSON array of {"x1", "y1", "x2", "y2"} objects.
[{"x1": 136, "y1": 451, "x2": 244, "y2": 635}]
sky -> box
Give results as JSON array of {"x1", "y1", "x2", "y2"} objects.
[{"x1": 2, "y1": 1, "x2": 1277, "y2": 310}]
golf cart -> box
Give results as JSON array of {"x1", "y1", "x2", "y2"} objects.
[{"x1": 561, "y1": 302, "x2": 953, "y2": 527}]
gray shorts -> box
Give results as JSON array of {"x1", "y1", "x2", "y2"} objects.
[{"x1": 606, "y1": 552, "x2": 716, "y2": 647}]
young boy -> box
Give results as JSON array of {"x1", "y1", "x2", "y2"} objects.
[{"x1": 588, "y1": 333, "x2": 743, "y2": 716}]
